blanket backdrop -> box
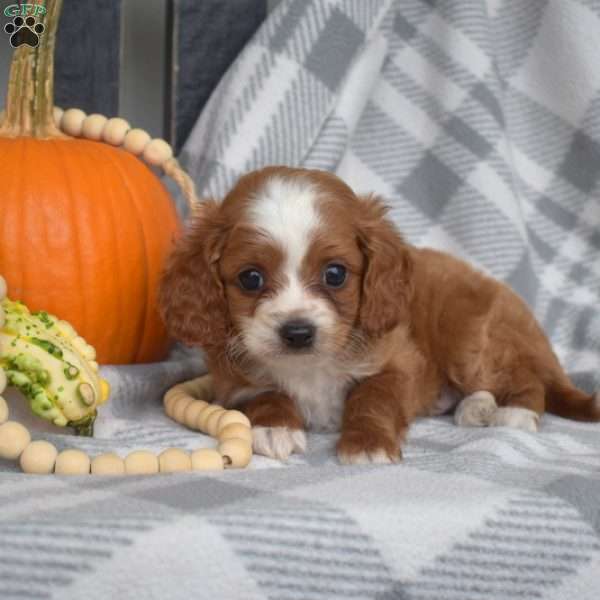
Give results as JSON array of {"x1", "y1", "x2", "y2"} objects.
[{"x1": 2, "y1": 1, "x2": 600, "y2": 598}]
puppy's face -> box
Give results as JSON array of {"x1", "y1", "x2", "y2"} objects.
[
  {"x1": 159, "y1": 167, "x2": 412, "y2": 373},
  {"x1": 220, "y1": 175, "x2": 365, "y2": 366}
]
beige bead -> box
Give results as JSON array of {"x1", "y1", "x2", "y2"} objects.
[
  {"x1": 183, "y1": 400, "x2": 209, "y2": 430},
  {"x1": 218, "y1": 438, "x2": 252, "y2": 469},
  {"x1": 164, "y1": 389, "x2": 186, "y2": 416},
  {"x1": 0, "y1": 395, "x2": 7, "y2": 424},
  {"x1": 218, "y1": 423, "x2": 252, "y2": 444},
  {"x1": 143, "y1": 138, "x2": 173, "y2": 166},
  {"x1": 205, "y1": 409, "x2": 227, "y2": 437},
  {"x1": 190, "y1": 448, "x2": 224, "y2": 471},
  {"x1": 0, "y1": 421, "x2": 31, "y2": 460},
  {"x1": 0, "y1": 274, "x2": 7, "y2": 299},
  {"x1": 81, "y1": 113, "x2": 108, "y2": 141},
  {"x1": 123, "y1": 128, "x2": 151, "y2": 155},
  {"x1": 188, "y1": 375, "x2": 214, "y2": 402},
  {"x1": 159, "y1": 448, "x2": 191, "y2": 473},
  {"x1": 91, "y1": 453, "x2": 125, "y2": 475},
  {"x1": 52, "y1": 106, "x2": 63, "y2": 126},
  {"x1": 102, "y1": 117, "x2": 131, "y2": 146},
  {"x1": 0, "y1": 304, "x2": 5, "y2": 328},
  {"x1": 61, "y1": 108, "x2": 87, "y2": 136},
  {"x1": 54, "y1": 449, "x2": 91, "y2": 475},
  {"x1": 217, "y1": 410, "x2": 251, "y2": 432},
  {"x1": 196, "y1": 405, "x2": 223, "y2": 434},
  {"x1": 20, "y1": 440, "x2": 58, "y2": 474},
  {"x1": 125, "y1": 450, "x2": 159, "y2": 475},
  {"x1": 172, "y1": 396, "x2": 194, "y2": 424}
]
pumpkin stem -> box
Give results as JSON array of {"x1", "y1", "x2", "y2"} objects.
[{"x1": 0, "y1": 0, "x2": 67, "y2": 139}]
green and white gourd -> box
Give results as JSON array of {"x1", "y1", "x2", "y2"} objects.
[{"x1": 0, "y1": 281, "x2": 109, "y2": 436}]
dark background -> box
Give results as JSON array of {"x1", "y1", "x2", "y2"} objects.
[{"x1": 0, "y1": 0, "x2": 270, "y2": 152}]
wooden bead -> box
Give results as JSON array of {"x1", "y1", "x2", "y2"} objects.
[
  {"x1": 52, "y1": 106, "x2": 63, "y2": 126},
  {"x1": 172, "y1": 396, "x2": 194, "y2": 424},
  {"x1": 196, "y1": 405, "x2": 223, "y2": 433},
  {"x1": 159, "y1": 448, "x2": 191, "y2": 473},
  {"x1": 0, "y1": 274, "x2": 7, "y2": 299},
  {"x1": 0, "y1": 367, "x2": 7, "y2": 393},
  {"x1": 190, "y1": 448, "x2": 224, "y2": 471},
  {"x1": 125, "y1": 450, "x2": 158, "y2": 475},
  {"x1": 143, "y1": 138, "x2": 173, "y2": 166},
  {"x1": 164, "y1": 390, "x2": 186, "y2": 417},
  {"x1": 183, "y1": 400, "x2": 209, "y2": 430},
  {"x1": 218, "y1": 438, "x2": 252, "y2": 469},
  {"x1": 218, "y1": 423, "x2": 252, "y2": 444},
  {"x1": 102, "y1": 117, "x2": 131, "y2": 146},
  {"x1": 217, "y1": 410, "x2": 251, "y2": 432},
  {"x1": 81, "y1": 113, "x2": 108, "y2": 141},
  {"x1": 20, "y1": 440, "x2": 58, "y2": 474},
  {"x1": 123, "y1": 128, "x2": 151, "y2": 155},
  {"x1": 61, "y1": 108, "x2": 87, "y2": 136},
  {"x1": 0, "y1": 421, "x2": 31, "y2": 460},
  {"x1": 205, "y1": 409, "x2": 227, "y2": 437},
  {"x1": 0, "y1": 395, "x2": 7, "y2": 424},
  {"x1": 91, "y1": 453, "x2": 125, "y2": 475},
  {"x1": 188, "y1": 375, "x2": 214, "y2": 402},
  {"x1": 54, "y1": 449, "x2": 91, "y2": 475}
]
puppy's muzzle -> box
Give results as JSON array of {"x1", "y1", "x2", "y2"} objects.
[{"x1": 279, "y1": 319, "x2": 315, "y2": 350}]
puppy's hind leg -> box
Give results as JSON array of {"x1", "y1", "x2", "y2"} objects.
[{"x1": 489, "y1": 377, "x2": 544, "y2": 433}]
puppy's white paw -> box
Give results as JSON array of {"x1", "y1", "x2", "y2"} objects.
[
  {"x1": 454, "y1": 391, "x2": 497, "y2": 427},
  {"x1": 252, "y1": 426, "x2": 306, "y2": 461},
  {"x1": 337, "y1": 448, "x2": 397, "y2": 466},
  {"x1": 489, "y1": 407, "x2": 540, "y2": 432}
]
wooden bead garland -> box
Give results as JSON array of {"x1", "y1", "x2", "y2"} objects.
[
  {"x1": 53, "y1": 107, "x2": 199, "y2": 214},
  {"x1": 0, "y1": 374, "x2": 253, "y2": 475}
]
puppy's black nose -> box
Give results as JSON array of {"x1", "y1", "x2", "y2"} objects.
[{"x1": 279, "y1": 320, "x2": 315, "y2": 349}]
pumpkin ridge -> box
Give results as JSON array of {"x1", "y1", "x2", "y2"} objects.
[
  {"x1": 17, "y1": 139, "x2": 27, "y2": 301},
  {"x1": 50, "y1": 139, "x2": 88, "y2": 338},
  {"x1": 88, "y1": 141, "x2": 129, "y2": 363},
  {"x1": 100, "y1": 145, "x2": 151, "y2": 364}
]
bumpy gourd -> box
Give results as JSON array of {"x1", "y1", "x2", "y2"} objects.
[{"x1": 0, "y1": 297, "x2": 109, "y2": 435}]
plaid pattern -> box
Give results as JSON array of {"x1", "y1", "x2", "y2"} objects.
[{"x1": 3, "y1": 1, "x2": 600, "y2": 598}]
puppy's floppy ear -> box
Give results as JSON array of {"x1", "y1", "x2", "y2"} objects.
[
  {"x1": 356, "y1": 194, "x2": 413, "y2": 338},
  {"x1": 158, "y1": 200, "x2": 230, "y2": 349}
]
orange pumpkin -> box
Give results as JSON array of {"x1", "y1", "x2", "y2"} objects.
[{"x1": 0, "y1": 0, "x2": 181, "y2": 364}]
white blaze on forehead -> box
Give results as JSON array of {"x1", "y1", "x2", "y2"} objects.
[{"x1": 248, "y1": 176, "x2": 321, "y2": 273}]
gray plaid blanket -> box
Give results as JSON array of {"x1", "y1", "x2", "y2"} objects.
[{"x1": 2, "y1": 1, "x2": 600, "y2": 598}]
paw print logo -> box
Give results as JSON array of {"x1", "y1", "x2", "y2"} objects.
[{"x1": 4, "y1": 15, "x2": 44, "y2": 48}]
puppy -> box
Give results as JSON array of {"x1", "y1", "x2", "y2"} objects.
[{"x1": 159, "y1": 166, "x2": 600, "y2": 464}]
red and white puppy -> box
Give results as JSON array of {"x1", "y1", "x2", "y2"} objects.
[{"x1": 159, "y1": 166, "x2": 600, "y2": 464}]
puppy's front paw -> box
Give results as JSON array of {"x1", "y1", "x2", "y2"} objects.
[
  {"x1": 252, "y1": 426, "x2": 306, "y2": 461},
  {"x1": 336, "y1": 431, "x2": 400, "y2": 465},
  {"x1": 454, "y1": 391, "x2": 497, "y2": 427}
]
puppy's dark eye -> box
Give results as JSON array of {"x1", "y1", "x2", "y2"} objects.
[
  {"x1": 238, "y1": 269, "x2": 264, "y2": 291},
  {"x1": 323, "y1": 263, "x2": 347, "y2": 288}
]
